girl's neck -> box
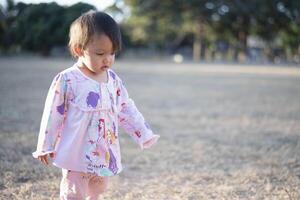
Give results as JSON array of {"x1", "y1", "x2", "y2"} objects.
[{"x1": 76, "y1": 60, "x2": 108, "y2": 84}]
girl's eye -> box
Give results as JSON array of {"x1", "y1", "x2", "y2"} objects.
[{"x1": 96, "y1": 52, "x2": 115, "y2": 56}]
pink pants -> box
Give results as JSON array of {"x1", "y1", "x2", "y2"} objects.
[{"x1": 60, "y1": 169, "x2": 108, "y2": 200}]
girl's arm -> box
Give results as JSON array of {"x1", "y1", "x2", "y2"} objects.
[
  {"x1": 117, "y1": 81, "x2": 160, "y2": 149},
  {"x1": 32, "y1": 73, "x2": 68, "y2": 158}
]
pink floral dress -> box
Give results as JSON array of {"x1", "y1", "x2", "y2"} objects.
[{"x1": 32, "y1": 63, "x2": 159, "y2": 176}]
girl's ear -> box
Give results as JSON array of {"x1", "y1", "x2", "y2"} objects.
[{"x1": 74, "y1": 45, "x2": 83, "y2": 57}]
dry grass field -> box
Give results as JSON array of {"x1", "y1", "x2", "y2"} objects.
[{"x1": 0, "y1": 56, "x2": 300, "y2": 199}]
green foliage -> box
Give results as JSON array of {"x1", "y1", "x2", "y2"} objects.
[
  {"x1": 12, "y1": 3, "x2": 65, "y2": 54},
  {"x1": 1, "y1": 2, "x2": 95, "y2": 55},
  {"x1": 125, "y1": 0, "x2": 300, "y2": 61},
  {"x1": 1, "y1": 0, "x2": 300, "y2": 61}
]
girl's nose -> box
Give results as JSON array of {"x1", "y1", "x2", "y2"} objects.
[
  {"x1": 103, "y1": 57, "x2": 109, "y2": 65},
  {"x1": 103, "y1": 55, "x2": 112, "y2": 64}
]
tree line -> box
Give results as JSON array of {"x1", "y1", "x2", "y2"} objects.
[
  {"x1": 0, "y1": 1, "x2": 95, "y2": 56},
  {"x1": 124, "y1": 0, "x2": 300, "y2": 63},
  {"x1": 1, "y1": 0, "x2": 300, "y2": 63}
]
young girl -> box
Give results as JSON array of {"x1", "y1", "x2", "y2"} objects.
[{"x1": 32, "y1": 11, "x2": 159, "y2": 200}]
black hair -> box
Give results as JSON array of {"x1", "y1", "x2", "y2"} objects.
[{"x1": 69, "y1": 10, "x2": 122, "y2": 57}]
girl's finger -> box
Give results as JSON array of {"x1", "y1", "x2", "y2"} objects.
[
  {"x1": 38, "y1": 156, "x2": 43, "y2": 163},
  {"x1": 39, "y1": 156, "x2": 45, "y2": 164},
  {"x1": 44, "y1": 156, "x2": 49, "y2": 165},
  {"x1": 41, "y1": 156, "x2": 48, "y2": 165}
]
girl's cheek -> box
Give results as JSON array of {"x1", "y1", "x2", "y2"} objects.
[
  {"x1": 93, "y1": 57, "x2": 102, "y2": 64},
  {"x1": 111, "y1": 56, "x2": 115, "y2": 63}
]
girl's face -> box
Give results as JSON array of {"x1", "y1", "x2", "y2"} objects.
[{"x1": 77, "y1": 34, "x2": 115, "y2": 75}]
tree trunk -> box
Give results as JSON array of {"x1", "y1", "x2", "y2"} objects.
[
  {"x1": 193, "y1": 17, "x2": 205, "y2": 62},
  {"x1": 233, "y1": 30, "x2": 248, "y2": 62},
  {"x1": 239, "y1": 30, "x2": 247, "y2": 61}
]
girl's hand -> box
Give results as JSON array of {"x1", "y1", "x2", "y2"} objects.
[{"x1": 37, "y1": 153, "x2": 54, "y2": 165}]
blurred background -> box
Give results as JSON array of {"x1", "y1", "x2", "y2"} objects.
[
  {"x1": 1, "y1": 1, "x2": 300, "y2": 199},
  {"x1": 1, "y1": 0, "x2": 300, "y2": 64}
]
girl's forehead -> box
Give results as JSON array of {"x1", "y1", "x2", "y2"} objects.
[{"x1": 89, "y1": 34, "x2": 113, "y2": 51}]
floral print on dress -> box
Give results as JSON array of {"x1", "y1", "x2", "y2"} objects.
[
  {"x1": 86, "y1": 91, "x2": 100, "y2": 108},
  {"x1": 108, "y1": 148, "x2": 118, "y2": 174},
  {"x1": 109, "y1": 71, "x2": 116, "y2": 80},
  {"x1": 32, "y1": 73, "x2": 68, "y2": 158},
  {"x1": 56, "y1": 102, "x2": 65, "y2": 115},
  {"x1": 32, "y1": 63, "x2": 160, "y2": 177}
]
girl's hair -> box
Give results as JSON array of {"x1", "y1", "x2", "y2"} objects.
[{"x1": 68, "y1": 10, "x2": 122, "y2": 58}]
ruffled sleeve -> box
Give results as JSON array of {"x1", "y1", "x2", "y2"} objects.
[
  {"x1": 117, "y1": 81, "x2": 159, "y2": 149},
  {"x1": 32, "y1": 73, "x2": 68, "y2": 158}
]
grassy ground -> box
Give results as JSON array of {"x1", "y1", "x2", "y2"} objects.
[{"x1": 0, "y1": 57, "x2": 300, "y2": 199}]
